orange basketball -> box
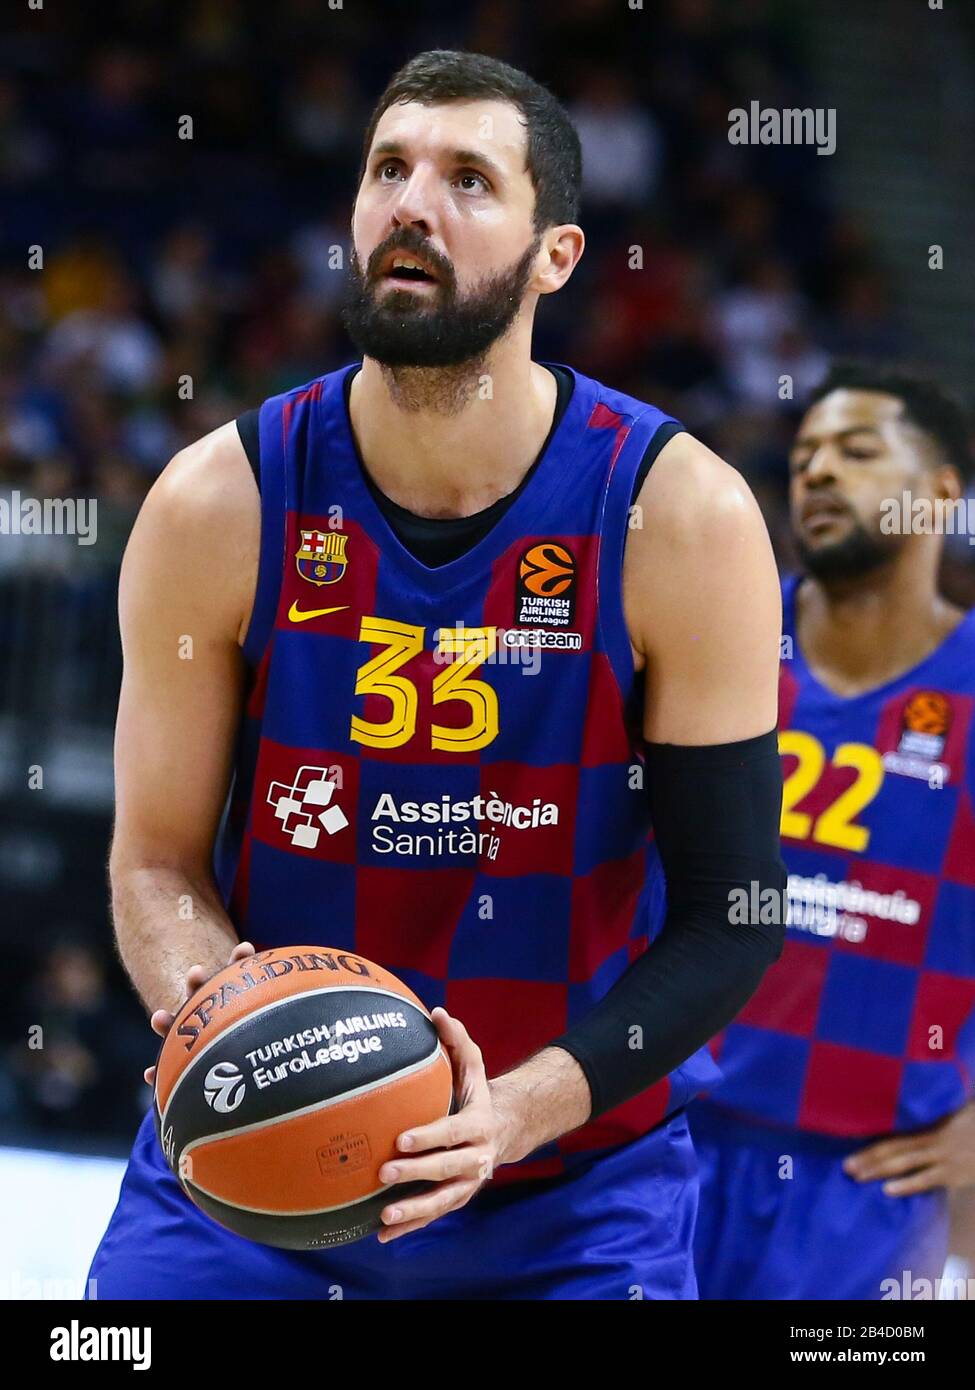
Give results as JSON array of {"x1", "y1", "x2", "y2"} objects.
[{"x1": 153, "y1": 946, "x2": 453, "y2": 1249}]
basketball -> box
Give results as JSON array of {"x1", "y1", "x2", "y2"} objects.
[{"x1": 153, "y1": 947, "x2": 454, "y2": 1249}]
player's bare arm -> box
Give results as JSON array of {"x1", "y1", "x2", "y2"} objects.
[
  {"x1": 626, "y1": 432, "x2": 781, "y2": 743},
  {"x1": 110, "y1": 423, "x2": 260, "y2": 1046},
  {"x1": 376, "y1": 435, "x2": 783, "y2": 1240}
]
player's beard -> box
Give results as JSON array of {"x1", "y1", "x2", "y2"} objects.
[
  {"x1": 795, "y1": 520, "x2": 898, "y2": 581},
  {"x1": 341, "y1": 232, "x2": 540, "y2": 374}
]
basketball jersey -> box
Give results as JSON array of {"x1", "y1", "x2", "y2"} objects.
[
  {"x1": 709, "y1": 573, "x2": 975, "y2": 1136},
  {"x1": 212, "y1": 360, "x2": 720, "y2": 1183}
]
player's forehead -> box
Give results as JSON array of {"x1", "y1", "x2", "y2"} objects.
[
  {"x1": 796, "y1": 388, "x2": 905, "y2": 443},
  {"x1": 368, "y1": 97, "x2": 530, "y2": 179}
]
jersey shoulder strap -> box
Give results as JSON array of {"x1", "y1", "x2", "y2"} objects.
[
  {"x1": 236, "y1": 408, "x2": 261, "y2": 492},
  {"x1": 585, "y1": 374, "x2": 685, "y2": 701},
  {"x1": 628, "y1": 419, "x2": 684, "y2": 508}
]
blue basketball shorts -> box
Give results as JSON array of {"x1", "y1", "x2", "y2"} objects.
[
  {"x1": 86, "y1": 1106, "x2": 699, "y2": 1300},
  {"x1": 690, "y1": 1101, "x2": 949, "y2": 1301}
]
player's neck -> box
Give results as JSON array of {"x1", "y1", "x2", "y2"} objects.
[
  {"x1": 348, "y1": 348, "x2": 559, "y2": 519},
  {"x1": 797, "y1": 556, "x2": 965, "y2": 697}
]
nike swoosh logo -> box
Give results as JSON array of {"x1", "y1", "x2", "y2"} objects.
[{"x1": 288, "y1": 602, "x2": 349, "y2": 623}]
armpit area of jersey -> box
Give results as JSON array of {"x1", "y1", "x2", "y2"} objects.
[{"x1": 552, "y1": 729, "x2": 787, "y2": 1119}]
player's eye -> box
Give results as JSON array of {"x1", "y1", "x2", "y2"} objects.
[
  {"x1": 375, "y1": 161, "x2": 404, "y2": 182},
  {"x1": 455, "y1": 169, "x2": 490, "y2": 193}
]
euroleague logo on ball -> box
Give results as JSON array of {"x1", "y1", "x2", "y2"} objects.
[
  {"x1": 203, "y1": 1061, "x2": 246, "y2": 1114},
  {"x1": 515, "y1": 540, "x2": 577, "y2": 629}
]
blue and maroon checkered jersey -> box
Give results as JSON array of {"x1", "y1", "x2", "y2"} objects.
[
  {"x1": 709, "y1": 573, "x2": 975, "y2": 1136},
  {"x1": 212, "y1": 360, "x2": 720, "y2": 1182}
]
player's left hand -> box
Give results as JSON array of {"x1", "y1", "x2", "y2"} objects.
[
  {"x1": 375, "y1": 1007, "x2": 522, "y2": 1242},
  {"x1": 843, "y1": 1101, "x2": 975, "y2": 1195}
]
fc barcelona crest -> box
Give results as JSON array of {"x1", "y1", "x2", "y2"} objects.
[{"x1": 296, "y1": 529, "x2": 349, "y2": 586}]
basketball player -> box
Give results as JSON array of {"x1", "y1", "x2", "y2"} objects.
[
  {"x1": 87, "y1": 51, "x2": 786, "y2": 1300},
  {"x1": 692, "y1": 363, "x2": 975, "y2": 1300}
]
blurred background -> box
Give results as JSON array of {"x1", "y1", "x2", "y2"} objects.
[{"x1": 1, "y1": 0, "x2": 974, "y2": 1291}]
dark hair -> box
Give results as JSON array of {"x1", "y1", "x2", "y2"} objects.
[
  {"x1": 808, "y1": 361, "x2": 972, "y2": 480},
  {"x1": 357, "y1": 50, "x2": 582, "y2": 231}
]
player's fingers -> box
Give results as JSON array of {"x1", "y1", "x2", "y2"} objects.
[
  {"x1": 845, "y1": 1143, "x2": 934, "y2": 1181},
  {"x1": 379, "y1": 1144, "x2": 486, "y2": 1186},
  {"x1": 397, "y1": 1103, "x2": 489, "y2": 1154},
  {"x1": 149, "y1": 1009, "x2": 175, "y2": 1037},
  {"x1": 378, "y1": 1179, "x2": 475, "y2": 1237},
  {"x1": 143, "y1": 1064, "x2": 157, "y2": 1086},
  {"x1": 844, "y1": 1137, "x2": 918, "y2": 1172},
  {"x1": 431, "y1": 1007, "x2": 480, "y2": 1060},
  {"x1": 184, "y1": 963, "x2": 210, "y2": 991},
  {"x1": 431, "y1": 1007, "x2": 489, "y2": 1101},
  {"x1": 873, "y1": 1146, "x2": 939, "y2": 1179},
  {"x1": 376, "y1": 1213, "x2": 442, "y2": 1242},
  {"x1": 883, "y1": 1165, "x2": 944, "y2": 1197},
  {"x1": 182, "y1": 944, "x2": 253, "y2": 999},
  {"x1": 430, "y1": 1007, "x2": 471, "y2": 1069}
]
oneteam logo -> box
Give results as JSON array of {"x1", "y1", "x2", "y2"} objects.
[{"x1": 203, "y1": 1061, "x2": 246, "y2": 1113}]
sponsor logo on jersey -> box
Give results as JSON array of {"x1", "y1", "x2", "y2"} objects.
[
  {"x1": 786, "y1": 871, "x2": 922, "y2": 944},
  {"x1": 369, "y1": 789, "x2": 560, "y2": 860},
  {"x1": 883, "y1": 689, "x2": 952, "y2": 783},
  {"x1": 263, "y1": 765, "x2": 562, "y2": 862},
  {"x1": 296, "y1": 529, "x2": 348, "y2": 586},
  {"x1": 372, "y1": 790, "x2": 559, "y2": 829},
  {"x1": 516, "y1": 541, "x2": 576, "y2": 629},
  {"x1": 501, "y1": 627, "x2": 582, "y2": 651},
  {"x1": 267, "y1": 765, "x2": 349, "y2": 848},
  {"x1": 287, "y1": 601, "x2": 349, "y2": 623}
]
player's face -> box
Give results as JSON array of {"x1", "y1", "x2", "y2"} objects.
[
  {"x1": 789, "y1": 389, "x2": 933, "y2": 580},
  {"x1": 342, "y1": 99, "x2": 544, "y2": 367}
]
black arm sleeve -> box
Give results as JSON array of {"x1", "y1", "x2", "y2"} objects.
[{"x1": 551, "y1": 728, "x2": 787, "y2": 1119}]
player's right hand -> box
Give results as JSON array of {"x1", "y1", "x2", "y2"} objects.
[{"x1": 143, "y1": 940, "x2": 256, "y2": 1086}]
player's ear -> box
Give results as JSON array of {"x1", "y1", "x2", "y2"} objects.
[
  {"x1": 931, "y1": 462, "x2": 963, "y2": 504},
  {"x1": 534, "y1": 224, "x2": 584, "y2": 296}
]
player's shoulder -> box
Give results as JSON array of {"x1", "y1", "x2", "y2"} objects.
[
  {"x1": 622, "y1": 429, "x2": 779, "y2": 657},
  {"x1": 122, "y1": 420, "x2": 260, "y2": 640},
  {"x1": 149, "y1": 420, "x2": 256, "y2": 529},
  {"x1": 134, "y1": 417, "x2": 260, "y2": 586},
  {"x1": 572, "y1": 367, "x2": 756, "y2": 531},
  {"x1": 633, "y1": 430, "x2": 763, "y2": 547}
]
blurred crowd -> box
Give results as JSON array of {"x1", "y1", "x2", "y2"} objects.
[
  {"x1": 1, "y1": 0, "x2": 924, "y2": 575},
  {"x1": 0, "y1": 937, "x2": 152, "y2": 1145},
  {"x1": 0, "y1": 0, "x2": 971, "y2": 1143}
]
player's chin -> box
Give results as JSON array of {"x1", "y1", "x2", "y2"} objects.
[{"x1": 798, "y1": 515, "x2": 852, "y2": 546}]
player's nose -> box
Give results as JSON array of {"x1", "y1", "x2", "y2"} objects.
[
  {"x1": 388, "y1": 167, "x2": 439, "y2": 238},
  {"x1": 803, "y1": 444, "x2": 841, "y2": 487}
]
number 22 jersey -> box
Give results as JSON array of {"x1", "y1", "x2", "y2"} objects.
[{"x1": 710, "y1": 573, "x2": 975, "y2": 1135}]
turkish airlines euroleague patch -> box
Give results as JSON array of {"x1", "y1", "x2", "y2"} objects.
[{"x1": 516, "y1": 541, "x2": 576, "y2": 628}]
